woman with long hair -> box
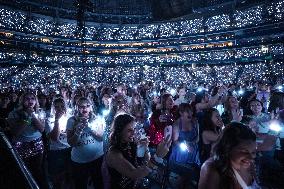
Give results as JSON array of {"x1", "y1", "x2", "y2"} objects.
[
  {"x1": 7, "y1": 92, "x2": 47, "y2": 188},
  {"x1": 222, "y1": 96, "x2": 243, "y2": 125},
  {"x1": 148, "y1": 93, "x2": 178, "y2": 146},
  {"x1": 169, "y1": 103, "x2": 200, "y2": 167},
  {"x1": 199, "y1": 122, "x2": 258, "y2": 189},
  {"x1": 200, "y1": 108, "x2": 223, "y2": 164},
  {"x1": 106, "y1": 113, "x2": 171, "y2": 189},
  {"x1": 169, "y1": 103, "x2": 200, "y2": 188}
]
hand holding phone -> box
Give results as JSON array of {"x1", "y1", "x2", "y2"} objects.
[{"x1": 164, "y1": 125, "x2": 172, "y2": 141}]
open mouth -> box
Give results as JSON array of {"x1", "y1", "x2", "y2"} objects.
[{"x1": 82, "y1": 111, "x2": 88, "y2": 115}]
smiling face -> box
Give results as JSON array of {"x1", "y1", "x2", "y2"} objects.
[
  {"x1": 250, "y1": 100, "x2": 263, "y2": 116},
  {"x1": 228, "y1": 96, "x2": 239, "y2": 110},
  {"x1": 121, "y1": 121, "x2": 135, "y2": 143},
  {"x1": 230, "y1": 140, "x2": 256, "y2": 170}
]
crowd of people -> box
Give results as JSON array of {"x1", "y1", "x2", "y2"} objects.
[
  {"x1": 0, "y1": 62, "x2": 283, "y2": 90},
  {"x1": 0, "y1": 44, "x2": 283, "y2": 66},
  {"x1": 0, "y1": 76, "x2": 284, "y2": 189},
  {"x1": 0, "y1": 1, "x2": 283, "y2": 41},
  {"x1": 0, "y1": 1, "x2": 283, "y2": 189}
]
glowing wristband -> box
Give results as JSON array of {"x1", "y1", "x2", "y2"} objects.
[{"x1": 23, "y1": 119, "x2": 31, "y2": 125}]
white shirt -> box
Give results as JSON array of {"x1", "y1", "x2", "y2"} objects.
[
  {"x1": 66, "y1": 116, "x2": 104, "y2": 163},
  {"x1": 46, "y1": 115, "x2": 70, "y2": 151}
]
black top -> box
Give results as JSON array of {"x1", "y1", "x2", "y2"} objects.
[
  {"x1": 200, "y1": 143, "x2": 212, "y2": 164},
  {"x1": 108, "y1": 142, "x2": 143, "y2": 189}
]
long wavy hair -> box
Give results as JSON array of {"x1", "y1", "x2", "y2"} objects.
[
  {"x1": 212, "y1": 122, "x2": 256, "y2": 189},
  {"x1": 109, "y1": 114, "x2": 135, "y2": 150},
  {"x1": 268, "y1": 91, "x2": 284, "y2": 112},
  {"x1": 202, "y1": 108, "x2": 221, "y2": 132},
  {"x1": 161, "y1": 93, "x2": 172, "y2": 111}
]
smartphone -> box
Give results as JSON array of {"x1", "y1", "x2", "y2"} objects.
[
  {"x1": 240, "y1": 108, "x2": 243, "y2": 117},
  {"x1": 139, "y1": 128, "x2": 147, "y2": 139},
  {"x1": 164, "y1": 125, "x2": 172, "y2": 141}
]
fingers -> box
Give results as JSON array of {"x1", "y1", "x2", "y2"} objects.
[{"x1": 166, "y1": 139, "x2": 172, "y2": 148}]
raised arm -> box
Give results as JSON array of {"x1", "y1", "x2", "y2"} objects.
[{"x1": 106, "y1": 149, "x2": 150, "y2": 179}]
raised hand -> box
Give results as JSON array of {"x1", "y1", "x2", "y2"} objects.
[{"x1": 156, "y1": 135, "x2": 172, "y2": 158}]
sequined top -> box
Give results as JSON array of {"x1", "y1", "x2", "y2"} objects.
[{"x1": 148, "y1": 107, "x2": 178, "y2": 146}]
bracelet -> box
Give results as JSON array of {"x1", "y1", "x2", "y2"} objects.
[{"x1": 23, "y1": 119, "x2": 31, "y2": 125}]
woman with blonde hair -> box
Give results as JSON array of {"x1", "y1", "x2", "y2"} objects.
[{"x1": 7, "y1": 92, "x2": 47, "y2": 188}]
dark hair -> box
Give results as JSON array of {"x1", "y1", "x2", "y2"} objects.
[
  {"x1": 268, "y1": 91, "x2": 284, "y2": 112},
  {"x1": 248, "y1": 99, "x2": 264, "y2": 115},
  {"x1": 75, "y1": 97, "x2": 95, "y2": 122},
  {"x1": 211, "y1": 86, "x2": 219, "y2": 96},
  {"x1": 203, "y1": 108, "x2": 220, "y2": 131},
  {"x1": 178, "y1": 103, "x2": 192, "y2": 114},
  {"x1": 224, "y1": 96, "x2": 238, "y2": 112},
  {"x1": 109, "y1": 114, "x2": 135, "y2": 149},
  {"x1": 37, "y1": 94, "x2": 47, "y2": 99},
  {"x1": 212, "y1": 122, "x2": 256, "y2": 189},
  {"x1": 161, "y1": 93, "x2": 172, "y2": 110},
  {"x1": 195, "y1": 90, "x2": 206, "y2": 104},
  {"x1": 52, "y1": 98, "x2": 67, "y2": 115}
]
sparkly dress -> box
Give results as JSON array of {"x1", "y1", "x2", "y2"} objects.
[{"x1": 148, "y1": 107, "x2": 178, "y2": 146}]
